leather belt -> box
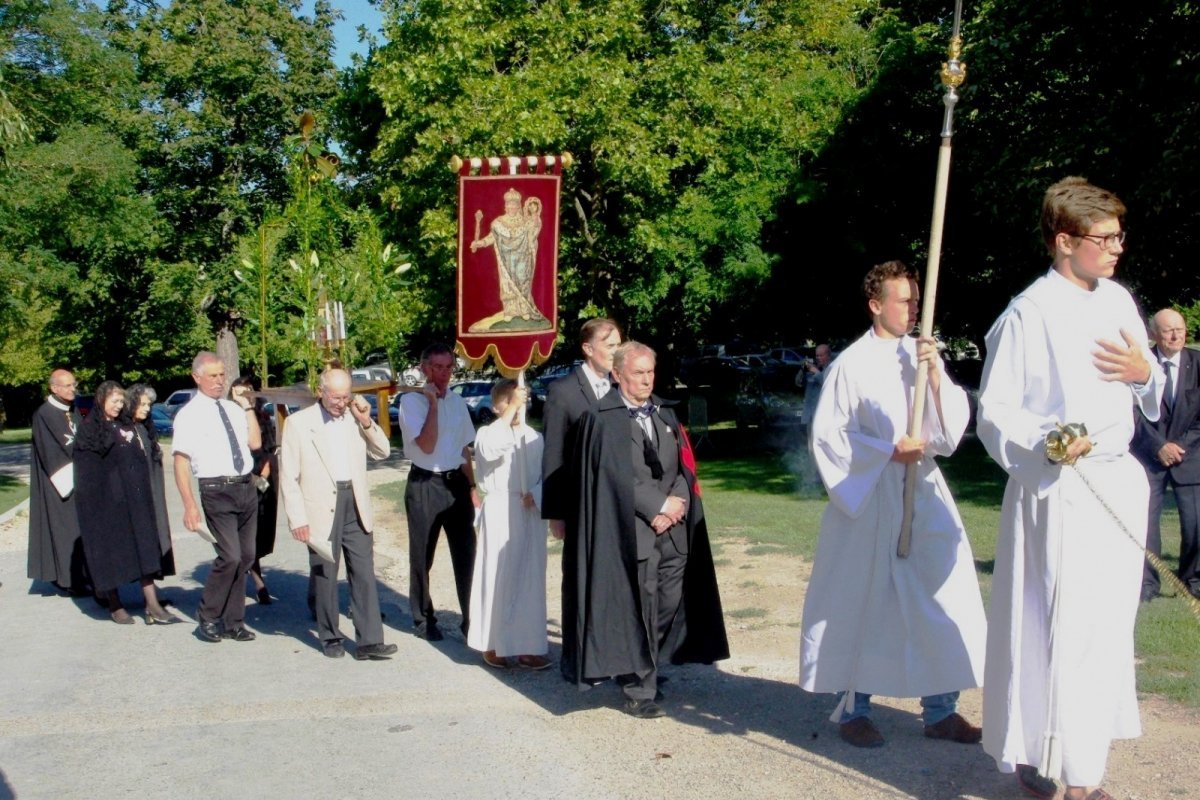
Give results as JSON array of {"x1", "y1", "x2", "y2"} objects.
[
  {"x1": 335, "y1": 480, "x2": 353, "y2": 489},
  {"x1": 198, "y1": 474, "x2": 252, "y2": 487},
  {"x1": 410, "y1": 465, "x2": 462, "y2": 480}
]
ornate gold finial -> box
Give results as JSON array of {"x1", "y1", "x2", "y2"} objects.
[
  {"x1": 1045, "y1": 422, "x2": 1089, "y2": 465},
  {"x1": 561, "y1": 152, "x2": 574, "y2": 169},
  {"x1": 449, "y1": 155, "x2": 463, "y2": 173},
  {"x1": 940, "y1": 36, "x2": 967, "y2": 89}
]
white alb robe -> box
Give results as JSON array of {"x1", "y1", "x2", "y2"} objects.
[
  {"x1": 977, "y1": 269, "x2": 1162, "y2": 787},
  {"x1": 467, "y1": 419, "x2": 548, "y2": 657},
  {"x1": 800, "y1": 330, "x2": 986, "y2": 702}
]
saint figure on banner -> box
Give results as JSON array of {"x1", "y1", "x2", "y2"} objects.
[{"x1": 468, "y1": 187, "x2": 550, "y2": 333}]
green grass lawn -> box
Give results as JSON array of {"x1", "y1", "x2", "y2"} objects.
[
  {"x1": 0, "y1": 474, "x2": 29, "y2": 516},
  {"x1": 0, "y1": 427, "x2": 32, "y2": 445},
  {"x1": 0, "y1": 428, "x2": 31, "y2": 514},
  {"x1": 697, "y1": 436, "x2": 1200, "y2": 707}
]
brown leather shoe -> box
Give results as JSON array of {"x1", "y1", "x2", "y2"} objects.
[
  {"x1": 482, "y1": 650, "x2": 508, "y2": 669},
  {"x1": 516, "y1": 654, "x2": 553, "y2": 670},
  {"x1": 1016, "y1": 764, "x2": 1057, "y2": 799},
  {"x1": 923, "y1": 712, "x2": 982, "y2": 744},
  {"x1": 839, "y1": 717, "x2": 884, "y2": 748}
]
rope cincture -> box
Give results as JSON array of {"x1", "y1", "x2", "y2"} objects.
[{"x1": 1046, "y1": 423, "x2": 1200, "y2": 622}]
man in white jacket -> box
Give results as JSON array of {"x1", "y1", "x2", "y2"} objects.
[
  {"x1": 800, "y1": 260, "x2": 986, "y2": 749},
  {"x1": 281, "y1": 368, "x2": 396, "y2": 661}
]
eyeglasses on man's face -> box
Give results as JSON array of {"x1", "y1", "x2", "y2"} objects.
[{"x1": 1073, "y1": 230, "x2": 1126, "y2": 250}]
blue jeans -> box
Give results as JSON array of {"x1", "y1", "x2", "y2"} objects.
[{"x1": 838, "y1": 691, "x2": 959, "y2": 726}]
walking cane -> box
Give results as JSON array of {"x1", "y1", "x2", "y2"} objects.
[{"x1": 898, "y1": 1, "x2": 968, "y2": 558}]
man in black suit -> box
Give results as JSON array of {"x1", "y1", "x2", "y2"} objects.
[
  {"x1": 541, "y1": 318, "x2": 620, "y2": 678},
  {"x1": 541, "y1": 317, "x2": 621, "y2": 538},
  {"x1": 1132, "y1": 308, "x2": 1200, "y2": 602},
  {"x1": 566, "y1": 342, "x2": 727, "y2": 719}
]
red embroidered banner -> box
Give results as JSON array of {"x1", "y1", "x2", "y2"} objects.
[{"x1": 455, "y1": 156, "x2": 563, "y2": 376}]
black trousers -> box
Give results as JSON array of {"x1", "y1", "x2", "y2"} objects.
[
  {"x1": 1144, "y1": 471, "x2": 1200, "y2": 593},
  {"x1": 404, "y1": 468, "x2": 475, "y2": 631},
  {"x1": 624, "y1": 530, "x2": 687, "y2": 702},
  {"x1": 310, "y1": 485, "x2": 385, "y2": 646},
  {"x1": 198, "y1": 479, "x2": 258, "y2": 629}
]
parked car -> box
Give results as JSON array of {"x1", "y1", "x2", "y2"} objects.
[
  {"x1": 449, "y1": 379, "x2": 532, "y2": 425},
  {"x1": 150, "y1": 405, "x2": 174, "y2": 437},
  {"x1": 399, "y1": 365, "x2": 424, "y2": 386},
  {"x1": 734, "y1": 380, "x2": 805, "y2": 430},
  {"x1": 351, "y1": 366, "x2": 393, "y2": 382},
  {"x1": 528, "y1": 360, "x2": 582, "y2": 414},
  {"x1": 162, "y1": 388, "x2": 196, "y2": 416},
  {"x1": 359, "y1": 392, "x2": 396, "y2": 428},
  {"x1": 680, "y1": 355, "x2": 754, "y2": 388}
]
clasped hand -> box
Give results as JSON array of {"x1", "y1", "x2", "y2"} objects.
[{"x1": 653, "y1": 496, "x2": 687, "y2": 534}]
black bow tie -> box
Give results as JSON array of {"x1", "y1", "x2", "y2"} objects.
[{"x1": 629, "y1": 402, "x2": 655, "y2": 419}]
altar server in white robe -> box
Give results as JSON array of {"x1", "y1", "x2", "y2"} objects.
[
  {"x1": 467, "y1": 379, "x2": 552, "y2": 670},
  {"x1": 978, "y1": 177, "x2": 1161, "y2": 800},
  {"x1": 801, "y1": 260, "x2": 987, "y2": 749}
]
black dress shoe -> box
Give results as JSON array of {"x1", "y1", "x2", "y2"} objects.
[
  {"x1": 414, "y1": 622, "x2": 443, "y2": 642},
  {"x1": 256, "y1": 587, "x2": 273, "y2": 606},
  {"x1": 354, "y1": 643, "x2": 398, "y2": 661},
  {"x1": 622, "y1": 699, "x2": 666, "y2": 719},
  {"x1": 323, "y1": 639, "x2": 346, "y2": 658},
  {"x1": 197, "y1": 617, "x2": 222, "y2": 643},
  {"x1": 221, "y1": 627, "x2": 257, "y2": 642},
  {"x1": 1140, "y1": 587, "x2": 1158, "y2": 603}
]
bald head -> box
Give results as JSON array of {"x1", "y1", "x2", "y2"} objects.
[
  {"x1": 319, "y1": 369, "x2": 353, "y2": 417},
  {"x1": 1150, "y1": 309, "x2": 1188, "y2": 358},
  {"x1": 49, "y1": 369, "x2": 77, "y2": 403}
]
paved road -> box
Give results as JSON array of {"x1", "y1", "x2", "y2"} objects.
[
  {"x1": 0, "y1": 446, "x2": 620, "y2": 799},
  {"x1": 1, "y1": 445, "x2": 1195, "y2": 799}
]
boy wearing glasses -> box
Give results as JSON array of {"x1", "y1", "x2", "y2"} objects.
[{"x1": 977, "y1": 177, "x2": 1163, "y2": 800}]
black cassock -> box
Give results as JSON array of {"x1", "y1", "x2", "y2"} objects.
[
  {"x1": 74, "y1": 415, "x2": 165, "y2": 594},
  {"x1": 563, "y1": 392, "x2": 728, "y2": 687},
  {"x1": 26, "y1": 399, "x2": 87, "y2": 590}
]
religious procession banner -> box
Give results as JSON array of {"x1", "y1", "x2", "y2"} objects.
[{"x1": 455, "y1": 155, "x2": 568, "y2": 376}]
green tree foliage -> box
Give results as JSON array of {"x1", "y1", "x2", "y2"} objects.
[
  {"x1": 229, "y1": 115, "x2": 419, "y2": 388},
  {"x1": 111, "y1": 0, "x2": 342, "y2": 268},
  {"x1": 0, "y1": 0, "x2": 205, "y2": 388},
  {"x1": 360, "y1": 0, "x2": 878, "y2": 351}
]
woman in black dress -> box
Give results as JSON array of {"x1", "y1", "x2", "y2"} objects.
[
  {"x1": 123, "y1": 384, "x2": 179, "y2": 618},
  {"x1": 231, "y1": 376, "x2": 278, "y2": 605},
  {"x1": 74, "y1": 381, "x2": 176, "y2": 624}
]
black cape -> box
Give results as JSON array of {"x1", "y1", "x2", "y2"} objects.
[
  {"x1": 563, "y1": 392, "x2": 728, "y2": 687},
  {"x1": 26, "y1": 399, "x2": 87, "y2": 589},
  {"x1": 132, "y1": 422, "x2": 176, "y2": 577},
  {"x1": 250, "y1": 402, "x2": 279, "y2": 560},
  {"x1": 74, "y1": 414, "x2": 166, "y2": 593}
]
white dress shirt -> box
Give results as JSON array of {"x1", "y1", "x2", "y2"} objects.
[
  {"x1": 172, "y1": 394, "x2": 254, "y2": 478},
  {"x1": 398, "y1": 390, "x2": 476, "y2": 472},
  {"x1": 580, "y1": 362, "x2": 612, "y2": 400}
]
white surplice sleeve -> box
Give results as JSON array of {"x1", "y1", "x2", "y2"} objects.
[
  {"x1": 921, "y1": 355, "x2": 970, "y2": 458},
  {"x1": 978, "y1": 302, "x2": 1060, "y2": 496},
  {"x1": 812, "y1": 357, "x2": 896, "y2": 519}
]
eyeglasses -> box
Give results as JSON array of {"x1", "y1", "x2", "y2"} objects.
[{"x1": 1074, "y1": 230, "x2": 1126, "y2": 250}]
